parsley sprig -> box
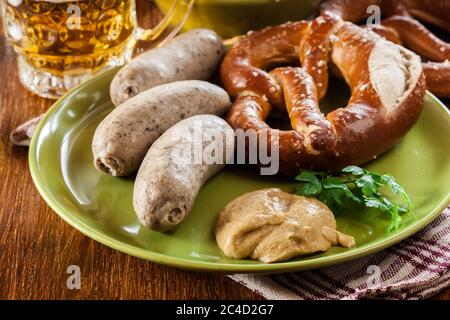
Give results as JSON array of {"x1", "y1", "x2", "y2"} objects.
[{"x1": 295, "y1": 166, "x2": 412, "y2": 231}]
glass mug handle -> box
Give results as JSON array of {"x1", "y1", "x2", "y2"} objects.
[{"x1": 135, "y1": 0, "x2": 195, "y2": 48}]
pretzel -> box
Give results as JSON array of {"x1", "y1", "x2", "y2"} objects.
[
  {"x1": 404, "y1": 0, "x2": 450, "y2": 33},
  {"x1": 321, "y1": 0, "x2": 450, "y2": 98},
  {"x1": 221, "y1": 13, "x2": 426, "y2": 176}
]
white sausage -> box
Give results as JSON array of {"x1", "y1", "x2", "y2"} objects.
[
  {"x1": 93, "y1": 81, "x2": 231, "y2": 176},
  {"x1": 133, "y1": 115, "x2": 234, "y2": 231},
  {"x1": 110, "y1": 29, "x2": 225, "y2": 106}
]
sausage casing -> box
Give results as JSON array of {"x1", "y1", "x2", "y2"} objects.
[
  {"x1": 133, "y1": 115, "x2": 234, "y2": 231},
  {"x1": 110, "y1": 29, "x2": 225, "y2": 106},
  {"x1": 93, "y1": 81, "x2": 231, "y2": 176}
]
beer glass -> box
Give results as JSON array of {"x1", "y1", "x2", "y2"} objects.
[{"x1": 1, "y1": 0, "x2": 194, "y2": 98}]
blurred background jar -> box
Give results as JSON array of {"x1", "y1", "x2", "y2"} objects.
[
  {"x1": 1, "y1": 0, "x2": 193, "y2": 99},
  {"x1": 155, "y1": 0, "x2": 319, "y2": 39}
]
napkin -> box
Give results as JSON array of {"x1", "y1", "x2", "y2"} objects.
[{"x1": 230, "y1": 206, "x2": 450, "y2": 300}]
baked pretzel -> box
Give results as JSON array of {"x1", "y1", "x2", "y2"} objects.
[
  {"x1": 398, "y1": 0, "x2": 450, "y2": 33},
  {"x1": 321, "y1": 0, "x2": 450, "y2": 98},
  {"x1": 221, "y1": 13, "x2": 426, "y2": 176}
]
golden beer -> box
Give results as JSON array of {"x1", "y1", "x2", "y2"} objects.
[{"x1": 1, "y1": 0, "x2": 194, "y2": 98}]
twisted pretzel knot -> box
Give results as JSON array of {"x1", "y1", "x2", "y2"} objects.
[
  {"x1": 321, "y1": 0, "x2": 450, "y2": 98},
  {"x1": 220, "y1": 13, "x2": 426, "y2": 176}
]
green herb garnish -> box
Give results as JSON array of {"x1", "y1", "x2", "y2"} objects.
[{"x1": 295, "y1": 166, "x2": 412, "y2": 231}]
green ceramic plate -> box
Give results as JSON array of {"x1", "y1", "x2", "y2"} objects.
[{"x1": 29, "y1": 68, "x2": 450, "y2": 273}]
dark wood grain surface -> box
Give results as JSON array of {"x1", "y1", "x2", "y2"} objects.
[
  {"x1": 0, "y1": 2, "x2": 448, "y2": 300},
  {"x1": 0, "y1": 2, "x2": 262, "y2": 300}
]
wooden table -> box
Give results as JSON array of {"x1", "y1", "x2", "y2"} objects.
[{"x1": 0, "y1": 3, "x2": 448, "y2": 300}]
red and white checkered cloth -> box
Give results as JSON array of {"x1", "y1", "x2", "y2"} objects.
[{"x1": 230, "y1": 207, "x2": 450, "y2": 300}]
